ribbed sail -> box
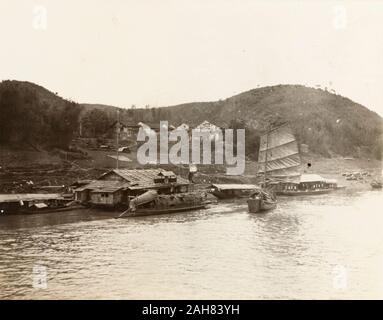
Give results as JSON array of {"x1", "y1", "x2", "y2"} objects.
[{"x1": 258, "y1": 124, "x2": 301, "y2": 177}]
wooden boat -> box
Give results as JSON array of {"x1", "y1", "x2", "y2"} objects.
[
  {"x1": 210, "y1": 184, "x2": 260, "y2": 199},
  {"x1": 17, "y1": 201, "x2": 85, "y2": 214},
  {"x1": 371, "y1": 181, "x2": 382, "y2": 189},
  {"x1": 247, "y1": 190, "x2": 277, "y2": 213},
  {"x1": 18, "y1": 204, "x2": 85, "y2": 215},
  {"x1": 0, "y1": 193, "x2": 81, "y2": 215},
  {"x1": 270, "y1": 175, "x2": 340, "y2": 196},
  {"x1": 121, "y1": 203, "x2": 208, "y2": 217},
  {"x1": 117, "y1": 190, "x2": 210, "y2": 218},
  {"x1": 277, "y1": 189, "x2": 333, "y2": 196},
  {"x1": 247, "y1": 126, "x2": 278, "y2": 213}
]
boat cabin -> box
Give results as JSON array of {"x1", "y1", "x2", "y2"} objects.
[
  {"x1": 209, "y1": 184, "x2": 260, "y2": 199},
  {"x1": 74, "y1": 169, "x2": 191, "y2": 208},
  {"x1": 269, "y1": 174, "x2": 338, "y2": 194}
]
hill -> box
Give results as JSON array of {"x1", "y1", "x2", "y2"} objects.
[
  {"x1": 129, "y1": 85, "x2": 382, "y2": 159},
  {"x1": 1, "y1": 81, "x2": 382, "y2": 160},
  {"x1": 0, "y1": 80, "x2": 81, "y2": 149},
  {"x1": 80, "y1": 103, "x2": 119, "y2": 116}
]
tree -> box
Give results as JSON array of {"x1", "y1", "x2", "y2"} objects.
[{"x1": 81, "y1": 109, "x2": 110, "y2": 137}]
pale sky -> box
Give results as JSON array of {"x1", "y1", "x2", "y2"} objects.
[{"x1": 1, "y1": 0, "x2": 383, "y2": 116}]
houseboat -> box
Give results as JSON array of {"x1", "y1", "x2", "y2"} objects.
[
  {"x1": 268, "y1": 174, "x2": 339, "y2": 196},
  {"x1": 0, "y1": 193, "x2": 80, "y2": 215},
  {"x1": 74, "y1": 168, "x2": 211, "y2": 216}
]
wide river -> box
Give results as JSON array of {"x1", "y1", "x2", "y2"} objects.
[{"x1": 0, "y1": 189, "x2": 382, "y2": 299}]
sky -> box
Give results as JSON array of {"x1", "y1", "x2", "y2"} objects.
[{"x1": 1, "y1": 0, "x2": 383, "y2": 116}]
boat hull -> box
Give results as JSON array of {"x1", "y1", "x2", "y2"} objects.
[
  {"x1": 276, "y1": 188, "x2": 336, "y2": 196},
  {"x1": 17, "y1": 205, "x2": 86, "y2": 215},
  {"x1": 122, "y1": 203, "x2": 208, "y2": 217},
  {"x1": 211, "y1": 190, "x2": 255, "y2": 199},
  {"x1": 247, "y1": 199, "x2": 277, "y2": 213},
  {"x1": 261, "y1": 200, "x2": 277, "y2": 211}
]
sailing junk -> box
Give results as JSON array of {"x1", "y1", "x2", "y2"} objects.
[
  {"x1": 258, "y1": 123, "x2": 301, "y2": 178},
  {"x1": 259, "y1": 123, "x2": 340, "y2": 195}
]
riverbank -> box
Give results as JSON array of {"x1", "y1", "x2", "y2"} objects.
[{"x1": 0, "y1": 147, "x2": 381, "y2": 193}]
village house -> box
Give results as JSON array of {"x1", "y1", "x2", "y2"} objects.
[
  {"x1": 74, "y1": 169, "x2": 191, "y2": 208},
  {"x1": 138, "y1": 122, "x2": 160, "y2": 134},
  {"x1": 193, "y1": 120, "x2": 222, "y2": 141},
  {"x1": 175, "y1": 123, "x2": 190, "y2": 132},
  {"x1": 110, "y1": 121, "x2": 140, "y2": 141}
]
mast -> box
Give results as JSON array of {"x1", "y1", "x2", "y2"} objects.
[
  {"x1": 263, "y1": 129, "x2": 269, "y2": 184},
  {"x1": 116, "y1": 110, "x2": 120, "y2": 169}
]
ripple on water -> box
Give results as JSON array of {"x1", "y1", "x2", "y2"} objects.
[{"x1": 0, "y1": 190, "x2": 382, "y2": 299}]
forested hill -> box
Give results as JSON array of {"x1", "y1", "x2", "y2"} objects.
[
  {"x1": 0, "y1": 80, "x2": 382, "y2": 159},
  {"x1": 131, "y1": 85, "x2": 382, "y2": 159},
  {"x1": 0, "y1": 80, "x2": 82, "y2": 149}
]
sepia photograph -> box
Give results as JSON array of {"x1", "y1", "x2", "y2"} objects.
[{"x1": 0, "y1": 0, "x2": 382, "y2": 304}]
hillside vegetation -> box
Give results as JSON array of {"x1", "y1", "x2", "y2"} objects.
[
  {"x1": 125, "y1": 85, "x2": 382, "y2": 159},
  {"x1": 0, "y1": 81, "x2": 381, "y2": 160},
  {"x1": 0, "y1": 80, "x2": 80, "y2": 149}
]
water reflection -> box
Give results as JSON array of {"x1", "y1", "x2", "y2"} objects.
[{"x1": 0, "y1": 190, "x2": 382, "y2": 299}]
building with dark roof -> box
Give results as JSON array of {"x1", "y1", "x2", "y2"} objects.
[{"x1": 74, "y1": 169, "x2": 191, "y2": 207}]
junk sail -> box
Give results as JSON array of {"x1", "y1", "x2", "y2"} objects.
[{"x1": 258, "y1": 123, "x2": 301, "y2": 178}]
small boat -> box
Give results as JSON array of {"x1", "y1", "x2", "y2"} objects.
[
  {"x1": 246, "y1": 125, "x2": 280, "y2": 213},
  {"x1": 371, "y1": 180, "x2": 382, "y2": 189},
  {"x1": 247, "y1": 189, "x2": 277, "y2": 213}
]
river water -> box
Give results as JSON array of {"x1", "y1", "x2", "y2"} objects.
[{"x1": 0, "y1": 189, "x2": 382, "y2": 299}]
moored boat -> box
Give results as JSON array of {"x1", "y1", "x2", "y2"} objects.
[
  {"x1": 258, "y1": 123, "x2": 340, "y2": 195},
  {"x1": 121, "y1": 203, "x2": 209, "y2": 217},
  {"x1": 0, "y1": 193, "x2": 80, "y2": 215},
  {"x1": 73, "y1": 168, "x2": 212, "y2": 217},
  {"x1": 18, "y1": 203, "x2": 85, "y2": 215},
  {"x1": 117, "y1": 190, "x2": 210, "y2": 218},
  {"x1": 371, "y1": 180, "x2": 382, "y2": 189},
  {"x1": 268, "y1": 174, "x2": 340, "y2": 196},
  {"x1": 209, "y1": 183, "x2": 260, "y2": 199}
]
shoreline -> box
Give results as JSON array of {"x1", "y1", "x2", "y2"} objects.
[{"x1": 0, "y1": 151, "x2": 381, "y2": 194}]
